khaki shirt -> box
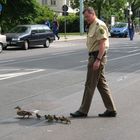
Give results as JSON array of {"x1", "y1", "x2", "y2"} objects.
[{"x1": 86, "y1": 18, "x2": 109, "y2": 53}]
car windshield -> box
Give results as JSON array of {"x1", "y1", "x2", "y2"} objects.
[
  {"x1": 9, "y1": 26, "x2": 29, "y2": 33},
  {"x1": 113, "y1": 23, "x2": 127, "y2": 28}
]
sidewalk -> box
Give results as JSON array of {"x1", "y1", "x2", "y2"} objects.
[
  {"x1": 57, "y1": 34, "x2": 87, "y2": 42},
  {"x1": 56, "y1": 32, "x2": 140, "y2": 42}
]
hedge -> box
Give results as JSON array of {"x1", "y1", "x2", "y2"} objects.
[{"x1": 58, "y1": 15, "x2": 80, "y2": 33}]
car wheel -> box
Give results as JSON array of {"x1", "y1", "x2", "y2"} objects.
[
  {"x1": 23, "y1": 40, "x2": 29, "y2": 50},
  {"x1": 0, "y1": 43, "x2": 3, "y2": 53},
  {"x1": 44, "y1": 39, "x2": 50, "y2": 48},
  {"x1": 124, "y1": 34, "x2": 127, "y2": 38},
  {"x1": 110, "y1": 34, "x2": 114, "y2": 37}
]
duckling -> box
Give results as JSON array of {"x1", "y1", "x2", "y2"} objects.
[
  {"x1": 44, "y1": 115, "x2": 48, "y2": 120},
  {"x1": 47, "y1": 115, "x2": 54, "y2": 122},
  {"x1": 36, "y1": 113, "x2": 42, "y2": 119},
  {"x1": 53, "y1": 115, "x2": 59, "y2": 121},
  {"x1": 58, "y1": 116, "x2": 64, "y2": 122},
  {"x1": 14, "y1": 106, "x2": 32, "y2": 119},
  {"x1": 44, "y1": 115, "x2": 54, "y2": 122},
  {"x1": 62, "y1": 116, "x2": 71, "y2": 124}
]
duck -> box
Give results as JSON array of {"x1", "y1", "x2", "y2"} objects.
[{"x1": 14, "y1": 106, "x2": 32, "y2": 119}]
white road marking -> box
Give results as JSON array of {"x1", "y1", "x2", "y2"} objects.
[
  {"x1": 47, "y1": 130, "x2": 53, "y2": 133},
  {"x1": 0, "y1": 60, "x2": 15, "y2": 64},
  {"x1": 117, "y1": 76, "x2": 127, "y2": 81},
  {"x1": 110, "y1": 46, "x2": 139, "y2": 49},
  {"x1": 0, "y1": 69, "x2": 20, "y2": 71},
  {"x1": 0, "y1": 69, "x2": 45, "y2": 81},
  {"x1": 0, "y1": 51, "x2": 84, "y2": 67},
  {"x1": 108, "y1": 52, "x2": 140, "y2": 61},
  {"x1": 128, "y1": 50, "x2": 140, "y2": 53},
  {"x1": 80, "y1": 60, "x2": 88, "y2": 63},
  {"x1": 80, "y1": 51, "x2": 140, "y2": 63}
]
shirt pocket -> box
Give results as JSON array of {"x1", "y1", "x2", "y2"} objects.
[{"x1": 88, "y1": 29, "x2": 96, "y2": 37}]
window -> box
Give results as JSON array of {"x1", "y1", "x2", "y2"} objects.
[
  {"x1": 51, "y1": 0, "x2": 56, "y2": 6},
  {"x1": 31, "y1": 30, "x2": 38, "y2": 34},
  {"x1": 10, "y1": 26, "x2": 29, "y2": 33},
  {"x1": 42, "y1": 0, "x2": 47, "y2": 5}
]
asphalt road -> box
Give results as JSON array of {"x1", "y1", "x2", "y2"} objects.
[{"x1": 0, "y1": 34, "x2": 140, "y2": 140}]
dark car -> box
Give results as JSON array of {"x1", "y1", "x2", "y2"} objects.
[{"x1": 5, "y1": 24, "x2": 55, "y2": 50}]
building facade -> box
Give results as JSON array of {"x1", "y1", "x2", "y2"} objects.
[{"x1": 37, "y1": 0, "x2": 71, "y2": 13}]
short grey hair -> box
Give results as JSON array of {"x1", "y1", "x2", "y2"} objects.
[{"x1": 83, "y1": 7, "x2": 95, "y2": 14}]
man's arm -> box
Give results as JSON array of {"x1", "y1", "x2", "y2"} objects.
[
  {"x1": 93, "y1": 39, "x2": 106, "y2": 70},
  {"x1": 97, "y1": 39, "x2": 106, "y2": 60}
]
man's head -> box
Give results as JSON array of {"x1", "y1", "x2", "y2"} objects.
[{"x1": 83, "y1": 7, "x2": 96, "y2": 24}]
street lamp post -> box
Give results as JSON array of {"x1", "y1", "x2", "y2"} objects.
[
  {"x1": 139, "y1": 8, "x2": 140, "y2": 32},
  {"x1": 79, "y1": 0, "x2": 84, "y2": 35},
  {"x1": 0, "y1": 3, "x2": 3, "y2": 34}
]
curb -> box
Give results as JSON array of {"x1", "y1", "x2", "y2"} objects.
[{"x1": 56, "y1": 35, "x2": 87, "y2": 42}]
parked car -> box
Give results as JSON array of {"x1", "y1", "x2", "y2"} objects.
[
  {"x1": 5, "y1": 24, "x2": 55, "y2": 50},
  {"x1": 110, "y1": 22, "x2": 128, "y2": 37},
  {"x1": 0, "y1": 34, "x2": 7, "y2": 53}
]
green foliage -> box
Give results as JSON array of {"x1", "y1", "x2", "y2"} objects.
[
  {"x1": 0, "y1": 0, "x2": 54, "y2": 33},
  {"x1": 102, "y1": 0, "x2": 127, "y2": 23},
  {"x1": 34, "y1": 6, "x2": 55, "y2": 24},
  {"x1": 0, "y1": 0, "x2": 6, "y2": 4},
  {"x1": 130, "y1": 0, "x2": 140, "y2": 20},
  {"x1": 58, "y1": 15, "x2": 80, "y2": 33},
  {"x1": 70, "y1": 0, "x2": 79, "y2": 9},
  {"x1": 70, "y1": 0, "x2": 140, "y2": 24}
]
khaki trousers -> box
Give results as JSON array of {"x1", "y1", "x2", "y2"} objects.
[{"x1": 79, "y1": 55, "x2": 116, "y2": 114}]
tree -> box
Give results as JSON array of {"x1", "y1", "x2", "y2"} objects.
[
  {"x1": 70, "y1": 0, "x2": 106, "y2": 18},
  {"x1": 128, "y1": 0, "x2": 140, "y2": 20},
  {"x1": 0, "y1": 0, "x2": 54, "y2": 32},
  {"x1": 102, "y1": 0, "x2": 127, "y2": 22},
  {"x1": 0, "y1": 0, "x2": 6, "y2": 4},
  {"x1": 70, "y1": 0, "x2": 79, "y2": 9},
  {"x1": 70, "y1": 0, "x2": 129, "y2": 22}
]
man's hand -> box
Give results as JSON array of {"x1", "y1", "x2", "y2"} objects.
[{"x1": 93, "y1": 59, "x2": 101, "y2": 70}]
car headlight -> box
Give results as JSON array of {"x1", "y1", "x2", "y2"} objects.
[{"x1": 12, "y1": 38, "x2": 20, "y2": 41}]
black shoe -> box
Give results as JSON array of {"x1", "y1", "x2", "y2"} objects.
[
  {"x1": 98, "y1": 110, "x2": 117, "y2": 117},
  {"x1": 70, "y1": 111, "x2": 87, "y2": 118}
]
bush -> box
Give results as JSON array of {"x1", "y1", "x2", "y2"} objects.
[
  {"x1": 34, "y1": 6, "x2": 55, "y2": 24},
  {"x1": 0, "y1": 0, "x2": 54, "y2": 33},
  {"x1": 58, "y1": 15, "x2": 80, "y2": 33}
]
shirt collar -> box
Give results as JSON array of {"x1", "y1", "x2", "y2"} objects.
[{"x1": 89, "y1": 18, "x2": 98, "y2": 28}]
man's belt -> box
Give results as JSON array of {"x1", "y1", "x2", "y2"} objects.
[{"x1": 89, "y1": 51, "x2": 106, "y2": 58}]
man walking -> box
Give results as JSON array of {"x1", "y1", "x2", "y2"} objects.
[
  {"x1": 70, "y1": 7, "x2": 117, "y2": 118},
  {"x1": 52, "y1": 17, "x2": 60, "y2": 40}
]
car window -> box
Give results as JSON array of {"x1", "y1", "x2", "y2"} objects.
[
  {"x1": 113, "y1": 23, "x2": 127, "y2": 28},
  {"x1": 31, "y1": 29, "x2": 38, "y2": 34},
  {"x1": 9, "y1": 26, "x2": 29, "y2": 33},
  {"x1": 44, "y1": 27, "x2": 51, "y2": 32},
  {"x1": 38, "y1": 29, "x2": 46, "y2": 33},
  {"x1": 38, "y1": 27, "x2": 51, "y2": 33}
]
